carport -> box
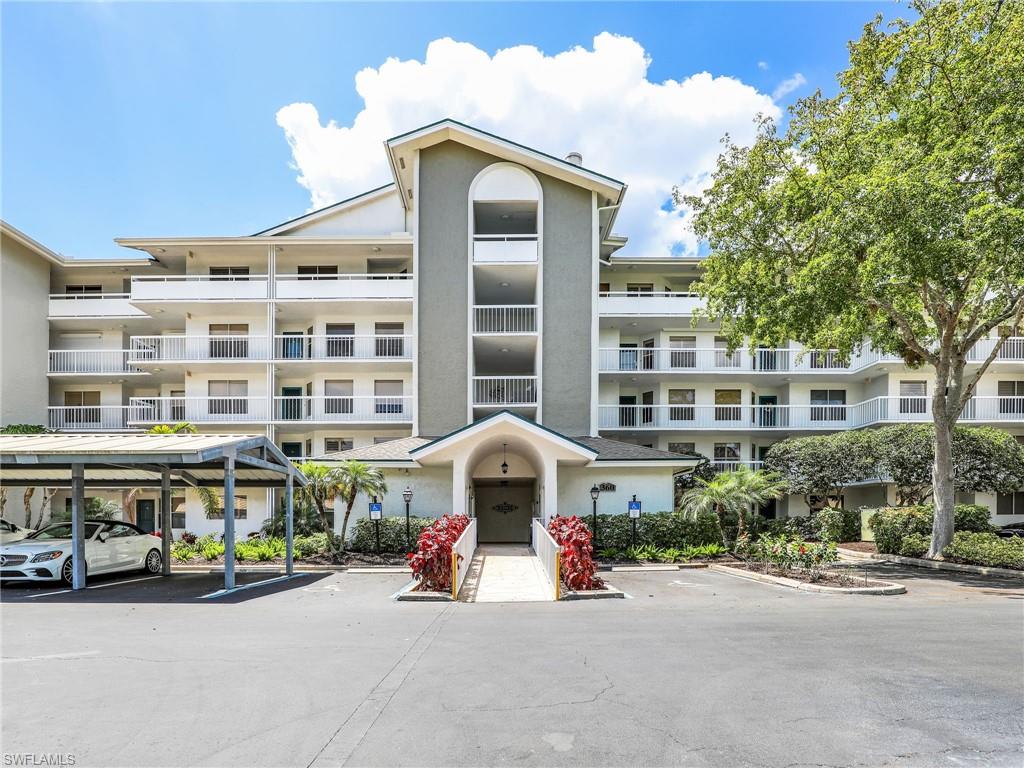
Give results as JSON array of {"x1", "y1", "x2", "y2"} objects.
[{"x1": 0, "y1": 433, "x2": 305, "y2": 592}]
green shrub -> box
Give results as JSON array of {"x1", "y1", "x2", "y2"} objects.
[
  {"x1": 585, "y1": 511, "x2": 723, "y2": 551},
  {"x1": 943, "y1": 532, "x2": 1024, "y2": 569},
  {"x1": 898, "y1": 532, "x2": 931, "y2": 558},
  {"x1": 752, "y1": 535, "x2": 838, "y2": 579},
  {"x1": 294, "y1": 533, "x2": 332, "y2": 559},
  {"x1": 680, "y1": 543, "x2": 726, "y2": 559},
  {"x1": 756, "y1": 516, "x2": 816, "y2": 541},
  {"x1": 869, "y1": 504, "x2": 994, "y2": 554},
  {"x1": 234, "y1": 538, "x2": 286, "y2": 562},
  {"x1": 349, "y1": 516, "x2": 436, "y2": 553},
  {"x1": 814, "y1": 508, "x2": 861, "y2": 543},
  {"x1": 199, "y1": 540, "x2": 225, "y2": 561},
  {"x1": 170, "y1": 542, "x2": 196, "y2": 563}
]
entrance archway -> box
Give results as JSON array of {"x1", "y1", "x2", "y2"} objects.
[{"x1": 469, "y1": 442, "x2": 540, "y2": 544}]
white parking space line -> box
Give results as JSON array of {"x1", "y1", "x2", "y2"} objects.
[
  {"x1": 199, "y1": 572, "x2": 309, "y2": 599},
  {"x1": 11, "y1": 574, "x2": 162, "y2": 599},
  {"x1": 2, "y1": 650, "x2": 101, "y2": 664}
]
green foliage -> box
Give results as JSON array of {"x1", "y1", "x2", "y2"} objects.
[
  {"x1": 763, "y1": 432, "x2": 878, "y2": 504},
  {"x1": 681, "y1": 543, "x2": 726, "y2": 559},
  {"x1": 943, "y1": 532, "x2": 1024, "y2": 570},
  {"x1": 349, "y1": 516, "x2": 435, "y2": 553},
  {"x1": 0, "y1": 424, "x2": 48, "y2": 434},
  {"x1": 171, "y1": 540, "x2": 196, "y2": 563},
  {"x1": 752, "y1": 535, "x2": 838, "y2": 579},
  {"x1": 679, "y1": 466, "x2": 786, "y2": 539},
  {"x1": 869, "y1": 505, "x2": 993, "y2": 554},
  {"x1": 293, "y1": 533, "x2": 332, "y2": 559},
  {"x1": 147, "y1": 422, "x2": 198, "y2": 434},
  {"x1": 586, "y1": 510, "x2": 723, "y2": 551},
  {"x1": 197, "y1": 536, "x2": 225, "y2": 562},
  {"x1": 814, "y1": 508, "x2": 861, "y2": 543},
  {"x1": 261, "y1": 496, "x2": 324, "y2": 538},
  {"x1": 298, "y1": 460, "x2": 388, "y2": 550},
  {"x1": 899, "y1": 532, "x2": 931, "y2": 558}
]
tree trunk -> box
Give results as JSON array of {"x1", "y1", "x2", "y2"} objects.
[
  {"x1": 339, "y1": 497, "x2": 356, "y2": 551},
  {"x1": 735, "y1": 505, "x2": 747, "y2": 539},
  {"x1": 928, "y1": 413, "x2": 956, "y2": 558},
  {"x1": 23, "y1": 487, "x2": 35, "y2": 528},
  {"x1": 314, "y1": 500, "x2": 336, "y2": 552}
]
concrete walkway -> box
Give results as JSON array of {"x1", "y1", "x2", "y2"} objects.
[{"x1": 459, "y1": 544, "x2": 554, "y2": 602}]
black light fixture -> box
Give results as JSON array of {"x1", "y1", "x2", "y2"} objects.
[
  {"x1": 402, "y1": 486, "x2": 413, "y2": 552},
  {"x1": 590, "y1": 484, "x2": 601, "y2": 502},
  {"x1": 590, "y1": 484, "x2": 601, "y2": 549},
  {"x1": 500, "y1": 443, "x2": 509, "y2": 475}
]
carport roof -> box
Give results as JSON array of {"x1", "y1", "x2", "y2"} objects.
[{"x1": 0, "y1": 433, "x2": 305, "y2": 488}]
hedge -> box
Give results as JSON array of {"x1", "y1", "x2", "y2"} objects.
[
  {"x1": 350, "y1": 516, "x2": 436, "y2": 553},
  {"x1": 868, "y1": 504, "x2": 992, "y2": 554},
  {"x1": 581, "y1": 511, "x2": 723, "y2": 550},
  {"x1": 943, "y1": 531, "x2": 1024, "y2": 570},
  {"x1": 813, "y1": 508, "x2": 861, "y2": 543}
]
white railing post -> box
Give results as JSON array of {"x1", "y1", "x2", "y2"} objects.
[
  {"x1": 531, "y1": 518, "x2": 562, "y2": 600},
  {"x1": 450, "y1": 518, "x2": 478, "y2": 599}
]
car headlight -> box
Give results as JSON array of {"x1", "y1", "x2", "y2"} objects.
[{"x1": 30, "y1": 550, "x2": 63, "y2": 563}]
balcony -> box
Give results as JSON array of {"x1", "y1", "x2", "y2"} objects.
[
  {"x1": 48, "y1": 405, "x2": 134, "y2": 431},
  {"x1": 48, "y1": 293, "x2": 148, "y2": 320},
  {"x1": 598, "y1": 396, "x2": 1024, "y2": 431},
  {"x1": 131, "y1": 275, "x2": 270, "y2": 302},
  {"x1": 271, "y1": 395, "x2": 412, "y2": 423},
  {"x1": 129, "y1": 335, "x2": 270, "y2": 363},
  {"x1": 708, "y1": 460, "x2": 765, "y2": 473},
  {"x1": 472, "y1": 235, "x2": 538, "y2": 263},
  {"x1": 598, "y1": 291, "x2": 704, "y2": 316},
  {"x1": 599, "y1": 347, "x2": 853, "y2": 374},
  {"x1": 128, "y1": 397, "x2": 270, "y2": 424},
  {"x1": 967, "y1": 336, "x2": 1024, "y2": 362},
  {"x1": 473, "y1": 305, "x2": 537, "y2": 334},
  {"x1": 472, "y1": 376, "x2": 538, "y2": 407},
  {"x1": 48, "y1": 350, "x2": 146, "y2": 376},
  {"x1": 272, "y1": 334, "x2": 411, "y2": 361},
  {"x1": 274, "y1": 273, "x2": 413, "y2": 301}
]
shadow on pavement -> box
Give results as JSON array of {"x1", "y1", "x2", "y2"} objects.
[{"x1": 839, "y1": 560, "x2": 1024, "y2": 598}]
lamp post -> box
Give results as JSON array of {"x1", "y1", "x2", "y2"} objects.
[
  {"x1": 402, "y1": 486, "x2": 414, "y2": 552},
  {"x1": 589, "y1": 484, "x2": 601, "y2": 549}
]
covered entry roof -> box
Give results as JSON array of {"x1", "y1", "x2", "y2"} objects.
[{"x1": 0, "y1": 433, "x2": 306, "y2": 488}]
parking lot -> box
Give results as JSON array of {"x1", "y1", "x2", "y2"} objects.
[{"x1": 2, "y1": 565, "x2": 1022, "y2": 767}]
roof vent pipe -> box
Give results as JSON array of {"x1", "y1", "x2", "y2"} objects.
[{"x1": 565, "y1": 152, "x2": 583, "y2": 167}]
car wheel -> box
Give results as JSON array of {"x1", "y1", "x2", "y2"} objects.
[
  {"x1": 60, "y1": 557, "x2": 84, "y2": 586},
  {"x1": 144, "y1": 549, "x2": 162, "y2": 574}
]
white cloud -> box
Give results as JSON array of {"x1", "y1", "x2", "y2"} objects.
[
  {"x1": 757, "y1": 60, "x2": 769, "y2": 71},
  {"x1": 276, "y1": 33, "x2": 779, "y2": 257},
  {"x1": 771, "y1": 72, "x2": 807, "y2": 101}
]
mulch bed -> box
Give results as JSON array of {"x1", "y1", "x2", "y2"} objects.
[
  {"x1": 836, "y1": 541, "x2": 878, "y2": 554},
  {"x1": 726, "y1": 562, "x2": 893, "y2": 588}
]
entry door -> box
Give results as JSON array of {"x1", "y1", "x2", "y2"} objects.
[
  {"x1": 136, "y1": 500, "x2": 156, "y2": 533},
  {"x1": 475, "y1": 482, "x2": 535, "y2": 543},
  {"x1": 280, "y1": 387, "x2": 303, "y2": 420},
  {"x1": 618, "y1": 395, "x2": 637, "y2": 427},
  {"x1": 641, "y1": 338, "x2": 656, "y2": 370},
  {"x1": 280, "y1": 331, "x2": 304, "y2": 360},
  {"x1": 758, "y1": 395, "x2": 778, "y2": 427},
  {"x1": 641, "y1": 391, "x2": 655, "y2": 425}
]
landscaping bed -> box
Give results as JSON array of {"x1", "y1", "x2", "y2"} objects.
[
  {"x1": 836, "y1": 540, "x2": 877, "y2": 554},
  {"x1": 721, "y1": 561, "x2": 893, "y2": 588}
]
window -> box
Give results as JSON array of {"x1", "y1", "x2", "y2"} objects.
[
  {"x1": 998, "y1": 381, "x2": 1024, "y2": 414},
  {"x1": 171, "y1": 497, "x2": 185, "y2": 529},
  {"x1": 668, "y1": 389, "x2": 695, "y2": 421},
  {"x1": 809, "y1": 495, "x2": 845, "y2": 511},
  {"x1": 209, "y1": 495, "x2": 247, "y2": 520},
  {"x1": 669, "y1": 336, "x2": 696, "y2": 368},
  {"x1": 598, "y1": 282, "x2": 610, "y2": 294},
  {"x1": 64, "y1": 391, "x2": 101, "y2": 423},
  {"x1": 281, "y1": 442, "x2": 304, "y2": 459},
  {"x1": 208, "y1": 323, "x2": 249, "y2": 359},
  {"x1": 899, "y1": 381, "x2": 927, "y2": 414},
  {"x1": 208, "y1": 266, "x2": 250, "y2": 280},
  {"x1": 668, "y1": 442, "x2": 696, "y2": 455},
  {"x1": 375, "y1": 322, "x2": 405, "y2": 357},
  {"x1": 64, "y1": 284, "x2": 103, "y2": 295},
  {"x1": 996, "y1": 491, "x2": 1024, "y2": 516},
  {"x1": 374, "y1": 380, "x2": 404, "y2": 414},
  {"x1": 625, "y1": 283, "x2": 653, "y2": 296},
  {"x1": 714, "y1": 336, "x2": 739, "y2": 368},
  {"x1": 208, "y1": 380, "x2": 247, "y2": 415},
  {"x1": 325, "y1": 380, "x2": 354, "y2": 414},
  {"x1": 714, "y1": 389, "x2": 742, "y2": 421},
  {"x1": 106, "y1": 523, "x2": 138, "y2": 538},
  {"x1": 810, "y1": 389, "x2": 847, "y2": 421},
  {"x1": 169, "y1": 389, "x2": 185, "y2": 421},
  {"x1": 324, "y1": 437, "x2": 353, "y2": 453},
  {"x1": 714, "y1": 443, "x2": 742, "y2": 470},
  {"x1": 326, "y1": 323, "x2": 355, "y2": 358},
  {"x1": 618, "y1": 343, "x2": 638, "y2": 371},
  {"x1": 297, "y1": 265, "x2": 338, "y2": 280}
]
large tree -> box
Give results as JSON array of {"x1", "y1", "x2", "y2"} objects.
[{"x1": 680, "y1": 0, "x2": 1024, "y2": 557}]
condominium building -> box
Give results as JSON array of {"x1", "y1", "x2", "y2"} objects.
[{"x1": 2, "y1": 119, "x2": 1022, "y2": 538}]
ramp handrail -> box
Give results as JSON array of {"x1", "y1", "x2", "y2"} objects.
[
  {"x1": 531, "y1": 517, "x2": 562, "y2": 600},
  {"x1": 451, "y1": 518, "x2": 478, "y2": 600}
]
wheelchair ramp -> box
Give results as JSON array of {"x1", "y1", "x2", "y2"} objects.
[{"x1": 458, "y1": 545, "x2": 553, "y2": 603}]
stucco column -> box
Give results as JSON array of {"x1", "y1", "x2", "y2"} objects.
[
  {"x1": 452, "y1": 456, "x2": 468, "y2": 517},
  {"x1": 542, "y1": 455, "x2": 558, "y2": 524}
]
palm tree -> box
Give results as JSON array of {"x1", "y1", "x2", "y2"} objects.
[
  {"x1": 334, "y1": 460, "x2": 387, "y2": 551},
  {"x1": 123, "y1": 423, "x2": 215, "y2": 522},
  {"x1": 147, "y1": 422, "x2": 198, "y2": 435},
  {"x1": 297, "y1": 462, "x2": 344, "y2": 550},
  {"x1": 680, "y1": 466, "x2": 786, "y2": 540}
]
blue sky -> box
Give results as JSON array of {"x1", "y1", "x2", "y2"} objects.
[{"x1": 2, "y1": 1, "x2": 899, "y2": 259}]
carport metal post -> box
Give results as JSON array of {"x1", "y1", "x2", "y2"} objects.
[
  {"x1": 71, "y1": 463, "x2": 86, "y2": 590},
  {"x1": 223, "y1": 450, "x2": 236, "y2": 590},
  {"x1": 285, "y1": 470, "x2": 294, "y2": 576},
  {"x1": 160, "y1": 467, "x2": 172, "y2": 576}
]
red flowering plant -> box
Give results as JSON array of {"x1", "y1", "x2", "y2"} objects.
[
  {"x1": 407, "y1": 514, "x2": 470, "y2": 592},
  {"x1": 547, "y1": 515, "x2": 604, "y2": 591}
]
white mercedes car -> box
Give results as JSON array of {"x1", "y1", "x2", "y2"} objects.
[
  {"x1": 0, "y1": 518, "x2": 33, "y2": 545},
  {"x1": 0, "y1": 520, "x2": 163, "y2": 585}
]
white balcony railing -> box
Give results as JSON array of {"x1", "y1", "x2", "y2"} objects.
[
  {"x1": 274, "y1": 273, "x2": 413, "y2": 301},
  {"x1": 708, "y1": 460, "x2": 765, "y2": 473},
  {"x1": 131, "y1": 275, "x2": 270, "y2": 302},
  {"x1": 968, "y1": 336, "x2": 1024, "y2": 362},
  {"x1": 48, "y1": 349, "x2": 144, "y2": 375},
  {"x1": 472, "y1": 235, "x2": 538, "y2": 263},
  {"x1": 271, "y1": 396, "x2": 412, "y2": 423},
  {"x1": 272, "y1": 335, "x2": 412, "y2": 361},
  {"x1": 473, "y1": 305, "x2": 538, "y2": 334},
  {"x1": 531, "y1": 517, "x2": 561, "y2": 601},
  {"x1": 127, "y1": 397, "x2": 270, "y2": 424},
  {"x1": 129, "y1": 335, "x2": 270, "y2": 362},
  {"x1": 473, "y1": 376, "x2": 538, "y2": 406},
  {"x1": 48, "y1": 406, "x2": 133, "y2": 431},
  {"x1": 598, "y1": 291, "x2": 704, "y2": 316},
  {"x1": 599, "y1": 396, "x2": 1024, "y2": 430},
  {"x1": 48, "y1": 293, "x2": 148, "y2": 319}
]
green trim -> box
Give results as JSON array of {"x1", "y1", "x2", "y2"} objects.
[
  {"x1": 251, "y1": 183, "x2": 396, "y2": 236},
  {"x1": 386, "y1": 118, "x2": 625, "y2": 187},
  {"x1": 409, "y1": 410, "x2": 598, "y2": 457}
]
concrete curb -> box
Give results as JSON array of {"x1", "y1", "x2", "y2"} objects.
[
  {"x1": 838, "y1": 549, "x2": 1024, "y2": 580},
  {"x1": 599, "y1": 562, "x2": 711, "y2": 572},
  {"x1": 394, "y1": 580, "x2": 451, "y2": 602},
  {"x1": 172, "y1": 564, "x2": 410, "y2": 574},
  {"x1": 561, "y1": 583, "x2": 626, "y2": 600},
  {"x1": 710, "y1": 564, "x2": 906, "y2": 595}
]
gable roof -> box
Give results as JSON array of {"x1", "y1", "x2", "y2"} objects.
[
  {"x1": 571, "y1": 437, "x2": 702, "y2": 462},
  {"x1": 320, "y1": 436, "x2": 433, "y2": 463},
  {"x1": 408, "y1": 410, "x2": 597, "y2": 461},
  {"x1": 251, "y1": 183, "x2": 398, "y2": 236}
]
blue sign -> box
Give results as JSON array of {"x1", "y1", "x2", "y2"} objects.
[
  {"x1": 368, "y1": 502, "x2": 383, "y2": 520},
  {"x1": 628, "y1": 499, "x2": 641, "y2": 519}
]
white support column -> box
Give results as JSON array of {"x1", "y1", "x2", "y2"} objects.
[
  {"x1": 452, "y1": 456, "x2": 468, "y2": 517},
  {"x1": 223, "y1": 449, "x2": 236, "y2": 590},
  {"x1": 285, "y1": 470, "x2": 294, "y2": 576},
  {"x1": 71, "y1": 463, "x2": 86, "y2": 590},
  {"x1": 542, "y1": 455, "x2": 558, "y2": 525},
  {"x1": 160, "y1": 467, "x2": 171, "y2": 576}
]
